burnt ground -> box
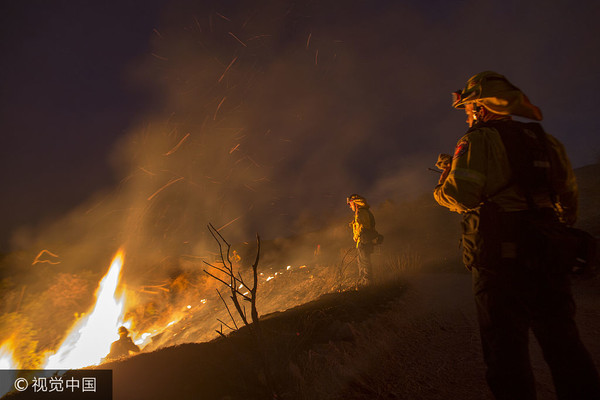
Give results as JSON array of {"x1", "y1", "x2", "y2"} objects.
[{"x1": 13, "y1": 271, "x2": 598, "y2": 400}]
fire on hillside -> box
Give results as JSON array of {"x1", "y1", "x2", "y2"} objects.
[{"x1": 0, "y1": 243, "x2": 359, "y2": 372}]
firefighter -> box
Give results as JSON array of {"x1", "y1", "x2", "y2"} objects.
[
  {"x1": 434, "y1": 71, "x2": 600, "y2": 399},
  {"x1": 106, "y1": 326, "x2": 140, "y2": 360},
  {"x1": 347, "y1": 194, "x2": 381, "y2": 286}
]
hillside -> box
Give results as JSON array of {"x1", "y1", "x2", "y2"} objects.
[
  {"x1": 5, "y1": 271, "x2": 599, "y2": 400},
  {"x1": 90, "y1": 273, "x2": 600, "y2": 400},
  {"x1": 110, "y1": 274, "x2": 600, "y2": 400}
]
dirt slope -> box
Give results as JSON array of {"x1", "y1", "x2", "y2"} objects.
[
  {"x1": 333, "y1": 272, "x2": 600, "y2": 400},
  {"x1": 6, "y1": 272, "x2": 598, "y2": 400},
  {"x1": 102, "y1": 272, "x2": 600, "y2": 399}
]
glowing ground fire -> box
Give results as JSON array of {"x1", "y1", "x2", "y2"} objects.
[
  {"x1": 44, "y1": 250, "x2": 127, "y2": 370},
  {"x1": 0, "y1": 258, "x2": 315, "y2": 371}
]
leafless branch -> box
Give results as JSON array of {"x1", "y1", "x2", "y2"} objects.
[
  {"x1": 216, "y1": 289, "x2": 238, "y2": 330},
  {"x1": 203, "y1": 270, "x2": 231, "y2": 289},
  {"x1": 203, "y1": 260, "x2": 231, "y2": 277},
  {"x1": 204, "y1": 223, "x2": 258, "y2": 327},
  {"x1": 250, "y1": 234, "x2": 261, "y2": 324},
  {"x1": 215, "y1": 323, "x2": 226, "y2": 338},
  {"x1": 217, "y1": 318, "x2": 236, "y2": 332}
]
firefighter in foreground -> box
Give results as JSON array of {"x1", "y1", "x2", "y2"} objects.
[
  {"x1": 434, "y1": 71, "x2": 600, "y2": 399},
  {"x1": 347, "y1": 194, "x2": 382, "y2": 286},
  {"x1": 106, "y1": 326, "x2": 140, "y2": 360}
]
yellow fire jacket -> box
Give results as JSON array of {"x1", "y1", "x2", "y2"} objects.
[
  {"x1": 434, "y1": 121, "x2": 578, "y2": 225},
  {"x1": 351, "y1": 207, "x2": 377, "y2": 247}
]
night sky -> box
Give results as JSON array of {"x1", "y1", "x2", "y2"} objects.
[{"x1": 1, "y1": 0, "x2": 599, "y2": 253}]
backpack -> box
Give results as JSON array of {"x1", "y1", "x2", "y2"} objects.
[{"x1": 490, "y1": 120, "x2": 596, "y2": 274}]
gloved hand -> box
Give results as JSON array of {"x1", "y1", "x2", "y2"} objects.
[
  {"x1": 436, "y1": 153, "x2": 452, "y2": 170},
  {"x1": 436, "y1": 153, "x2": 452, "y2": 185}
]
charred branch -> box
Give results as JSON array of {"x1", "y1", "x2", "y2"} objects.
[
  {"x1": 216, "y1": 318, "x2": 236, "y2": 333},
  {"x1": 250, "y1": 233, "x2": 260, "y2": 325},
  {"x1": 216, "y1": 289, "x2": 239, "y2": 331}
]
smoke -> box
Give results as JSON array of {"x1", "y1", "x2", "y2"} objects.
[
  {"x1": 5, "y1": 2, "x2": 441, "y2": 271},
  {"x1": 5, "y1": 0, "x2": 600, "y2": 260},
  {"x1": 3, "y1": 0, "x2": 600, "y2": 366}
]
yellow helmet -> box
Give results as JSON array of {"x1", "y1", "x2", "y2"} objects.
[
  {"x1": 347, "y1": 194, "x2": 369, "y2": 208},
  {"x1": 452, "y1": 71, "x2": 543, "y2": 121}
]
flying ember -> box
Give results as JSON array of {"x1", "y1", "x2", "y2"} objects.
[{"x1": 44, "y1": 249, "x2": 127, "y2": 370}]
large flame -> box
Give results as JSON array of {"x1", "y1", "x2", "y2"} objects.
[
  {"x1": 44, "y1": 249, "x2": 127, "y2": 369},
  {"x1": 0, "y1": 340, "x2": 17, "y2": 369},
  {"x1": 0, "y1": 341, "x2": 18, "y2": 399}
]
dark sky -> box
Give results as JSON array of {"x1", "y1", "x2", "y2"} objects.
[
  {"x1": 1, "y1": 0, "x2": 599, "y2": 253},
  {"x1": 0, "y1": 1, "x2": 166, "y2": 250}
]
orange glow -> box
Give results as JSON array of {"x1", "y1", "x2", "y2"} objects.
[{"x1": 44, "y1": 249, "x2": 128, "y2": 369}]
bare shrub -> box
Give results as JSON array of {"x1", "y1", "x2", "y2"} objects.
[{"x1": 202, "y1": 223, "x2": 277, "y2": 398}]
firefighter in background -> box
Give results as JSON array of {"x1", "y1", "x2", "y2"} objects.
[
  {"x1": 434, "y1": 71, "x2": 600, "y2": 399},
  {"x1": 106, "y1": 326, "x2": 140, "y2": 360},
  {"x1": 231, "y1": 250, "x2": 242, "y2": 269},
  {"x1": 347, "y1": 194, "x2": 382, "y2": 286}
]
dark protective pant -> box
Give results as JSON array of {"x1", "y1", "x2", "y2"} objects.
[
  {"x1": 357, "y1": 243, "x2": 373, "y2": 285},
  {"x1": 473, "y1": 265, "x2": 600, "y2": 400}
]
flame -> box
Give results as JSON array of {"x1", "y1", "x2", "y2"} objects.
[
  {"x1": 44, "y1": 249, "x2": 127, "y2": 369},
  {"x1": 0, "y1": 341, "x2": 18, "y2": 399},
  {"x1": 134, "y1": 333, "x2": 152, "y2": 346},
  {"x1": 0, "y1": 340, "x2": 17, "y2": 369},
  {"x1": 132, "y1": 313, "x2": 185, "y2": 348}
]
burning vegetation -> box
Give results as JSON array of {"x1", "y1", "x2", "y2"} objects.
[
  {"x1": 0, "y1": 2, "x2": 464, "y2": 395},
  {"x1": 0, "y1": 197, "x2": 449, "y2": 377}
]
